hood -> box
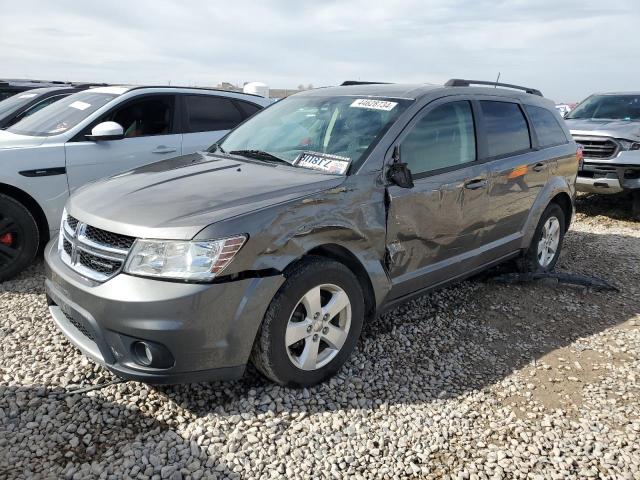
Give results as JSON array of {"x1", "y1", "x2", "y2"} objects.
[
  {"x1": 0, "y1": 129, "x2": 47, "y2": 149},
  {"x1": 68, "y1": 152, "x2": 345, "y2": 239},
  {"x1": 565, "y1": 118, "x2": 640, "y2": 141}
]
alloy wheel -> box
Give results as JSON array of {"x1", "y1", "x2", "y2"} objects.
[
  {"x1": 0, "y1": 215, "x2": 22, "y2": 269},
  {"x1": 537, "y1": 216, "x2": 560, "y2": 267},
  {"x1": 285, "y1": 283, "x2": 352, "y2": 371}
]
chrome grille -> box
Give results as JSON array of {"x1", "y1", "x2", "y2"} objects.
[
  {"x1": 59, "y1": 213, "x2": 134, "y2": 282},
  {"x1": 85, "y1": 225, "x2": 135, "y2": 250},
  {"x1": 62, "y1": 238, "x2": 73, "y2": 256},
  {"x1": 573, "y1": 136, "x2": 619, "y2": 160},
  {"x1": 66, "y1": 215, "x2": 79, "y2": 231}
]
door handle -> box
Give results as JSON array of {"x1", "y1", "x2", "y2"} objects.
[
  {"x1": 532, "y1": 162, "x2": 547, "y2": 172},
  {"x1": 152, "y1": 146, "x2": 177, "y2": 154},
  {"x1": 464, "y1": 178, "x2": 487, "y2": 190}
]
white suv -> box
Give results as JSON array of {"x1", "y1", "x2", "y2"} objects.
[{"x1": 0, "y1": 86, "x2": 270, "y2": 280}]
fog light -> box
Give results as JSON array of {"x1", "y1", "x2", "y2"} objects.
[
  {"x1": 129, "y1": 339, "x2": 174, "y2": 369},
  {"x1": 133, "y1": 341, "x2": 153, "y2": 366}
]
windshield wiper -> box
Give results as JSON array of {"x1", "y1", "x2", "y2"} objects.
[
  {"x1": 229, "y1": 150, "x2": 290, "y2": 165},
  {"x1": 209, "y1": 143, "x2": 226, "y2": 154}
]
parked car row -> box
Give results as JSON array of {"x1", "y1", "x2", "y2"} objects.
[{"x1": 1, "y1": 74, "x2": 634, "y2": 387}]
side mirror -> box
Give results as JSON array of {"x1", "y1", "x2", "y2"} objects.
[
  {"x1": 387, "y1": 146, "x2": 414, "y2": 188},
  {"x1": 86, "y1": 121, "x2": 124, "y2": 141}
]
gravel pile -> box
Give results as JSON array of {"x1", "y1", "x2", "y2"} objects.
[{"x1": 1, "y1": 194, "x2": 639, "y2": 479}]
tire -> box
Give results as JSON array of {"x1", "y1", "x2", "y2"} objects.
[
  {"x1": 518, "y1": 202, "x2": 565, "y2": 273},
  {"x1": 632, "y1": 191, "x2": 640, "y2": 220},
  {"x1": 0, "y1": 194, "x2": 40, "y2": 282},
  {"x1": 251, "y1": 256, "x2": 364, "y2": 387}
]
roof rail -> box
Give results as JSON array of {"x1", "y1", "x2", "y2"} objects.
[
  {"x1": 445, "y1": 78, "x2": 543, "y2": 97},
  {"x1": 341, "y1": 81, "x2": 391, "y2": 86}
]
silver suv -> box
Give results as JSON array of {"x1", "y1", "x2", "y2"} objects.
[
  {"x1": 0, "y1": 86, "x2": 269, "y2": 280},
  {"x1": 564, "y1": 92, "x2": 640, "y2": 216}
]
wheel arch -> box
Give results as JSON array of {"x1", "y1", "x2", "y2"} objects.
[
  {"x1": 521, "y1": 178, "x2": 574, "y2": 250},
  {"x1": 0, "y1": 183, "x2": 50, "y2": 248},
  {"x1": 296, "y1": 244, "x2": 378, "y2": 321},
  {"x1": 549, "y1": 191, "x2": 573, "y2": 232}
]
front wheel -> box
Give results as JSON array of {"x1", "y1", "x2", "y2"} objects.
[
  {"x1": 251, "y1": 257, "x2": 364, "y2": 387},
  {"x1": 518, "y1": 203, "x2": 566, "y2": 273}
]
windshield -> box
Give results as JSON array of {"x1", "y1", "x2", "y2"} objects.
[
  {"x1": 567, "y1": 95, "x2": 640, "y2": 121},
  {"x1": 0, "y1": 90, "x2": 43, "y2": 117},
  {"x1": 7, "y1": 91, "x2": 118, "y2": 136},
  {"x1": 217, "y1": 95, "x2": 411, "y2": 170}
]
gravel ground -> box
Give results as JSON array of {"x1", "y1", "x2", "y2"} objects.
[{"x1": 1, "y1": 193, "x2": 639, "y2": 479}]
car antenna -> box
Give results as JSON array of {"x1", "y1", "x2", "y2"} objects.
[{"x1": 494, "y1": 72, "x2": 501, "y2": 88}]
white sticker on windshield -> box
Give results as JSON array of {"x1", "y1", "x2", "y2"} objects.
[
  {"x1": 350, "y1": 98, "x2": 398, "y2": 111},
  {"x1": 69, "y1": 101, "x2": 91, "y2": 111},
  {"x1": 294, "y1": 152, "x2": 351, "y2": 175},
  {"x1": 90, "y1": 86, "x2": 131, "y2": 95},
  {"x1": 18, "y1": 93, "x2": 38, "y2": 98}
]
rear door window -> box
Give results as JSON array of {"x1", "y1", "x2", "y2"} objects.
[
  {"x1": 185, "y1": 95, "x2": 244, "y2": 132},
  {"x1": 524, "y1": 105, "x2": 568, "y2": 147},
  {"x1": 480, "y1": 101, "x2": 531, "y2": 157}
]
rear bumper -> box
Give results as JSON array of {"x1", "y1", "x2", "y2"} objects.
[
  {"x1": 577, "y1": 161, "x2": 640, "y2": 194},
  {"x1": 44, "y1": 240, "x2": 285, "y2": 384}
]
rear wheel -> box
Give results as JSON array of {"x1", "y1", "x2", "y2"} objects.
[
  {"x1": 251, "y1": 257, "x2": 364, "y2": 387},
  {"x1": 0, "y1": 194, "x2": 39, "y2": 282},
  {"x1": 518, "y1": 202, "x2": 565, "y2": 273}
]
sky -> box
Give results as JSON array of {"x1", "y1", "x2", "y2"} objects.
[{"x1": 1, "y1": 0, "x2": 639, "y2": 103}]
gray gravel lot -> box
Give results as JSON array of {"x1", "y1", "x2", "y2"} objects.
[{"x1": 1, "y1": 194, "x2": 639, "y2": 479}]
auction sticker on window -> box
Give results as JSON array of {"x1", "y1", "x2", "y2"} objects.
[
  {"x1": 69, "y1": 101, "x2": 91, "y2": 111},
  {"x1": 294, "y1": 152, "x2": 351, "y2": 174},
  {"x1": 350, "y1": 98, "x2": 398, "y2": 111}
]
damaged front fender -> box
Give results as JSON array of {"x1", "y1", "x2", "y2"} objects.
[{"x1": 193, "y1": 173, "x2": 392, "y2": 308}]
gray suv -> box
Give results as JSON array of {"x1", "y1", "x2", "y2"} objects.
[
  {"x1": 44, "y1": 79, "x2": 579, "y2": 387},
  {"x1": 564, "y1": 92, "x2": 640, "y2": 216}
]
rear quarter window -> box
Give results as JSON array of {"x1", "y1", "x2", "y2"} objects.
[
  {"x1": 480, "y1": 101, "x2": 531, "y2": 157},
  {"x1": 524, "y1": 105, "x2": 568, "y2": 147},
  {"x1": 184, "y1": 95, "x2": 243, "y2": 133}
]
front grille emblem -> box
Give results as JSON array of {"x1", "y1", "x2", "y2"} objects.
[
  {"x1": 59, "y1": 215, "x2": 132, "y2": 282},
  {"x1": 69, "y1": 223, "x2": 86, "y2": 265}
]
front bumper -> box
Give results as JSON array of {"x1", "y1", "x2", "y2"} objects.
[
  {"x1": 44, "y1": 240, "x2": 284, "y2": 384},
  {"x1": 577, "y1": 162, "x2": 640, "y2": 194},
  {"x1": 576, "y1": 151, "x2": 640, "y2": 194}
]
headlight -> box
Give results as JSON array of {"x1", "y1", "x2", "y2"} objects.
[
  {"x1": 124, "y1": 235, "x2": 247, "y2": 281},
  {"x1": 618, "y1": 139, "x2": 640, "y2": 151}
]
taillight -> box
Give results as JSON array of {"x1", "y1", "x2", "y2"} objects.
[{"x1": 576, "y1": 146, "x2": 584, "y2": 169}]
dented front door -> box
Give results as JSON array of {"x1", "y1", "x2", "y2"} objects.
[
  {"x1": 382, "y1": 97, "x2": 493, "y2": 300},
  {"x1": 385, "y1": 162, "x2": 489, "y2": 300}
]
